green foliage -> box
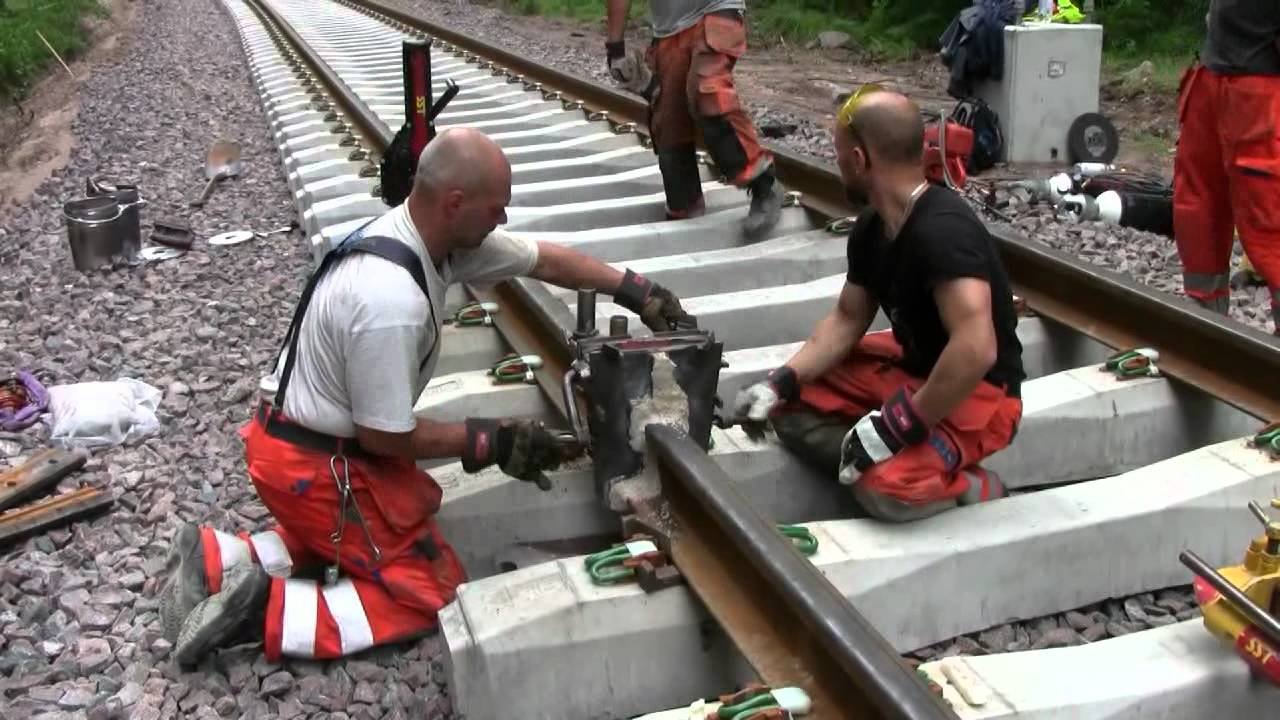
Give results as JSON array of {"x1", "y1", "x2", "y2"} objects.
[{"x1": 0, "y1": 0, "x2": 109, "y2": 104}]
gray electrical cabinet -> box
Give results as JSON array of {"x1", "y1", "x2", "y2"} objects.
[{"x1": 974, "y1": 22, "x2": 1104, "y2": 164}]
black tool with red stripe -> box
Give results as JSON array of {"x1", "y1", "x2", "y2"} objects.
[{"x1": 379, "y1": 39, "x2": 460, "y2": 207}]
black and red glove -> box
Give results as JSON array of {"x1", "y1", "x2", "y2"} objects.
[
  {"x1": 462, "y1": 418, "x2": 562, "y2": 485},
  {"x1": 837, "y1": 387, "x2": 931, "y2": 484},
  {"x1": 613, "y1": 269, "x2": 694, "y2": 332}
]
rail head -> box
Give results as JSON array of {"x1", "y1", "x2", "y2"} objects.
[{"x1": 645, "y1": 424, "x2": 959, "y2": 720}]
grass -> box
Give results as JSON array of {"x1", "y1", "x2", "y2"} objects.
[{"x1": 0, "y1": 0, "x2": 109, "y2": 104}]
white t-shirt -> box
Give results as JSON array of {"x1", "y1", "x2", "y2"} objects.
[{"x1": 262, "y1": 204, "x2": 539, "y2": 438}]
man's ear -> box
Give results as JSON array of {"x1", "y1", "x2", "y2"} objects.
[{"x1": 441, "y1": 189, "x2": 465, "y2": 218}]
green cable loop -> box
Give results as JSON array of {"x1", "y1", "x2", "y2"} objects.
[
  {"x1": 777, "y1": 524, "x2": 818, "y2": 556},
  {"x1": 719, "y1": 692, "x2": 775, "y2": 719},
  {"x1": 585, "y1": 545, "x2": 640, "y2": 584}
]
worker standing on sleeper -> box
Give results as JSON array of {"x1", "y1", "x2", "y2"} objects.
[
  {"x1": 603, "y1": 0, "x2": 782, "y2": 237},
  {"x1": 157, "y1": 128, "x2": 693, "y2": 665},
  {"x1": 1173, "y1": 0, "x2": 1280, "y2": 332},
  {"x1": 732, "y1": 88, "x2": 1025, "y2": 522}
]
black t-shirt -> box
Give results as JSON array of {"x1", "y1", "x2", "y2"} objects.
[
  {"x1": 1201, "y1": 0, "x2": 1280, "y2": 76},
  {"x1": 846, "y1": 185, "x2": 1024, "y2": 392}
]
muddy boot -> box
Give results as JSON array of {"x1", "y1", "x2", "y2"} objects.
[
  {"x1": 159, "y1": 523, "x2": 209, "y2": 644},
  {"x1": 175, "y1": 562, "x2": 269, "y2": 668},
  {"x1": 743, "y1": 170, "x2": 782, "y2": 238}
]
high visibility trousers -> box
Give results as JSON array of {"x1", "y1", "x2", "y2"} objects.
[
  {"x1": 771, "y1": 331, "x2": 1023, "y2": 522},
  {"x1": 196, "y1": 418, "x2": 466, "y2": 661},
  {"x1": 1173, "y1": 64, "x2": 1280, "y2": 329},
  {"x1": 646, "y1": 10, "x2": 772, "y2": 218}
]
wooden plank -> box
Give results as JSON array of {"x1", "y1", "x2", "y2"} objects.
[
  {"x1": 0, "y1": 487, "x2": 114, "y2": 548},
  {"x1": 0, "y1": 448, "x2": 87, "y2": 512}
]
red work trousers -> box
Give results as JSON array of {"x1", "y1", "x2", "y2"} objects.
[
  {"x1": 646, "y1": 10, "x2": 772, "y2": 218},
  {"x1": 1173, "y1": 64, "x2": 1280, "y2": 329},
  {"x1": 198, "y1": 414, "x2": 465, "y2": 661},
  {"x1": 778, "y1": 332, "x2": 1022, "y2": 518}
]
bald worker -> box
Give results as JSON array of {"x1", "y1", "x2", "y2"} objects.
[
  {"x1": 159, "y1": 128, "x2": 694, "y2": 665},
  {"x1": 732, "y1": 88, "x2": 1025, "y2": 521}
]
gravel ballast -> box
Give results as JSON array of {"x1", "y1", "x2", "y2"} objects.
[{"x1": 0, "y1": 0, "x2": 450, "y2": 718}]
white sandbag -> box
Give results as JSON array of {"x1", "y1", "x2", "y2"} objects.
[{"x1": 44, "y1": 378, "x2": 162, "y2": 448}]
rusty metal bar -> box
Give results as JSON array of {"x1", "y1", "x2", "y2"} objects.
[
  {"x1": 0, "y1": 487, "x2": 114, "y2": 548},
  {"x1": 0, "y1": 448, "x2": 87, "y2": 512},
  {"x1": 644, "y1": 424, "x2": 958, "y2": 720}
]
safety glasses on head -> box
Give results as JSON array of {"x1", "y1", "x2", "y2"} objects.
[{"x1": 836, "y1": 83, "x2": 886, "y2": 129}]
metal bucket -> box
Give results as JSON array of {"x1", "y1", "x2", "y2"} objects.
[
  {"x1": 85, "y1": 180, "x2": 145, "y2": 258},
  {"x1": 63, "y1": 196, "x2": 124, "y2": 271}
]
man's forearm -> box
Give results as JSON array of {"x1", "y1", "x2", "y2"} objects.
[
  {"x1": 531, "y1": 240, "x2": 625, "y2": 293},
  {"x1": 358, "y1": 417, "x2": 467, "y2": 461},
  {"x1": 911, "y1": 335, "x2": 994, "y2": 427},
  {"x1": 784, "y1": 308, "x2": 867, "y2": 384},
  {"x1": 607, "y1": 0, "x2": 630, "y2": 42}
]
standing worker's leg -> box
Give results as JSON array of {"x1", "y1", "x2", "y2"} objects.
[
  {"x1": 1173, "y1": 66, "x2": 1235, "y2": 314},
  {"x1": 1222, "y1": 74, "x2": 1280, "y2": 334},
  {"x1": 687, "y1": 10, "x2": 781, "y2": 237},
  {"x1": 648, "y1": 33, "x2": 706, "y2": 220}
]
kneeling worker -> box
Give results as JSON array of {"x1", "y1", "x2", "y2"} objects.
[
  {"x1": 733, "y1": 88, "x2": 1025, "y2": 522},
  {"x1": 158, "y1": 128, "x2": 693, "y2": 665}
]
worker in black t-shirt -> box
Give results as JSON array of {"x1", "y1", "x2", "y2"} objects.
[
  {"x1": 731, "y1": 87, "x2": 1025, "y2": 522},
  {"x1": 1173, "y1": 0, "x2": 1280, "y2": 332}
]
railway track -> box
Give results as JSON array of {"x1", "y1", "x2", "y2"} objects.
[{"x1": 216, "y1": 0, "x2": 1280, "y2": 716}]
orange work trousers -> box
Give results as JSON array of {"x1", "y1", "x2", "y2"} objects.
[
  {"x1": 645, "y1": 10, "x2": 772, "y2": 218},
  {"x1": 1173, "y1": 64, "x2": 1280, "y2": 328},
  {"x1": 773, "y1": 332, "x2": 1022, "y2": 520},
  {"x1": 198, "y1": 411, "x2": 465, "y2": 661}
]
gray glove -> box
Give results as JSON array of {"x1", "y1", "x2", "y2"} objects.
[
  {"x1": 731, "y1": 366, "x2": 799, "y2": 422},
  {"x1": 606, "y1": 40, "x2": 652, "y2": 95}
]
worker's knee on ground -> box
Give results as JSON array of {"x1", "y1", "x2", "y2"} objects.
[
  {"x1": 697, "y1": 115, "x2": 750, "y2": 184},
  {"x1": 771, "y1": 409, "x2": 851, "y2": 477},
  {"x1": 851, "y1": 482, "x2": 957, "y2": 523}
]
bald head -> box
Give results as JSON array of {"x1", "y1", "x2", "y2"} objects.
[
  {"x1": 845, "y1": 92, "x2": 924, "y2": 167},
  {"x1": 413, "y1": 127, "x2": 511, "y2": 198}
]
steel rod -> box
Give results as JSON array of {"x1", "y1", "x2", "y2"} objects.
[
  {"x1": 647, "y1": 425, "x2": 958, "y2": 720},
  {"x1": 1179, "y1": 549, "x2": 1280, "y2": 647}
]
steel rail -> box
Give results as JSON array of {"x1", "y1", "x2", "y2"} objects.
[
  {"x1": 645, "y1": 425, "x2": 958, "y2": 720},
  {"x1": 346, "y1": 0, "x2": 1280, "y2": 422},
  {"x1": 245, "y1": 0, "x2": 393, "y2": 156}
]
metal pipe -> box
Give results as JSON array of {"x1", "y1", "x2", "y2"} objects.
[
  {"x1": 1250, "y1": 500, "x2": 1271, "y2": 528},
  {"x1": 1179, "y1": 549, "x2": 1280, "y2": 648},
  {"x1": 646, "y1": 425, "x2": 959, "y2": 720},
  {"x1": 575, "y1": 289, "x2": 597, "y2": 338},
  {"x1": 609, "y1": 315, "x2": 628, "y2": 337}
]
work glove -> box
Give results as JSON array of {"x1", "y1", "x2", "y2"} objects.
[
  {"x1": 613, "y1": 268, "x2": 695, "y2": 332},
  {"x1": 731, "y1": 366, "x2": 799, "y2": 423},
  {"x1": 606, "y1": 40, "x2": 652, "y2": 95},
  {"x1": 462, "y1": 418, "x2": 563, "y2": 486},
  {"x1": 838, "y1": 387, "x2": 930, "y2": 485}
]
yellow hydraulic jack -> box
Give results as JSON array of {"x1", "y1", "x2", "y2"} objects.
[{"x1": 1180, "y1": 497, "x2": 1280, "y2": 685}]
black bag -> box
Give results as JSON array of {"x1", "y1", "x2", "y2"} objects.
[{"x1": 950, "y1": 97, "x2": 1003, "y2": 173}]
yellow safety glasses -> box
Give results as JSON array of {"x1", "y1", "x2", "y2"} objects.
[{"x1": 836, "y1": 82, "x2": 885, "y2": 128}]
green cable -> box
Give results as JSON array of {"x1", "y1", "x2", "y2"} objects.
[
  {"x1": 1252, "y1": 423, "x2": 1280, "y2": 456},
  {"x1": 452, "y1": 302, "x2": 496, "y2": 326},
  {"x1": 584, "y1": 545, "x2": 636, "y2": 584},
  {"x1": 777, "y1": 524, "x2": 818, "y2": 556},
  {"x1": 718, "y1": 692, "x2": 774, "y2": 719}
]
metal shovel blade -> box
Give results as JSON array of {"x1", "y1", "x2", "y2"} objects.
[{"x1": 190, "y1": 140, "x2": 243, "y2": 207}]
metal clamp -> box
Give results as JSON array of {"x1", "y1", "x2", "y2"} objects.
[
  {"x1": 562, "y1": 359, "x2": 591, "y2": 446},
  {"x1": 611, "y1": 122, "x2": 637, "y2": 134},
  {"x1": 1102, "y1": 347, "x2": 1160, "y2": 380}
]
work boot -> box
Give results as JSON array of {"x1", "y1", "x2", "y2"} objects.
[
  {"x1": 159, "y1": 523, "x2": 209, "y2": 644},
  {"x1": 743, "y1": 171, "x2": 782, "y2": 238},
  {"x1": 175, "y1": 562, "x2": 269, "y2": 668}
]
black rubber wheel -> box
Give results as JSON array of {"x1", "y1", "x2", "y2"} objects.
[{"x1": 1067, "y1": 112, "x2": 1119, "y2": 164}]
